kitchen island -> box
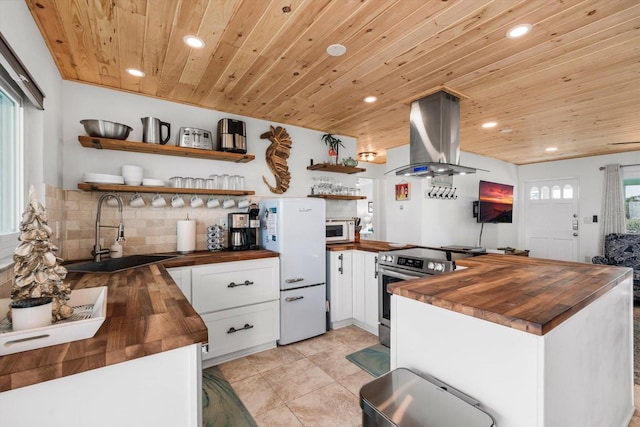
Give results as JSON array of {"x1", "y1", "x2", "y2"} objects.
[
  {"x1": 389, "y1": 254, "x2": 633, "y2": 427},
  {"x1": 0, "y1": 250, "x2": 276, "y2": 427}
]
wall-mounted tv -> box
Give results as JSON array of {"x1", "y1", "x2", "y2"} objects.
[{"x1": 477, "y1": 180, "x2": 514, "y2": 223}]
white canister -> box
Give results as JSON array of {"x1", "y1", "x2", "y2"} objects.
[
  {"x1": 176, "y1": 219, "x2": 196, "y2": 253},
  {"x1": 10, "y1": 297, "x2": 53, "y2": 331}
]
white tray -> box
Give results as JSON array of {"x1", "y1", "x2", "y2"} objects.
[{"x1": 0, "y1": 287, "x2": 107, "y2": 356}]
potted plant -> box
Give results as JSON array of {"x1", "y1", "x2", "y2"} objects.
[{"x1": 321, "y1": 133, "x2": 344, "y2": 165}]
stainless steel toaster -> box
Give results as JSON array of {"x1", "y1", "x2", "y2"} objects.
[{"x1": 176, "y1": 127, "x2": 213, "y2": 150}]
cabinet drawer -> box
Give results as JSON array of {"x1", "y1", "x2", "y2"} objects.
[
  {"x1": 202, "y1": 300, "x2": 279, "y2": 359},
  {"x1": 191, "y1": 259, "x2": 279, "y2": 313}
]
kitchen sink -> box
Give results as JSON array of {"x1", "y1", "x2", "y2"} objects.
[{"x1": 65, "y1": 254, "x2": 178, "y2": 273}]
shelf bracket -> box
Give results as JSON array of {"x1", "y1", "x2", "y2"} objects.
[{"x1": 90, "y1": 138, "x2": 103, "y2": 149}]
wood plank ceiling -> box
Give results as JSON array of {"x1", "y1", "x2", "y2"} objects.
[{"x1": 26, "y1": 0, "x2": 640, "y2": 165}]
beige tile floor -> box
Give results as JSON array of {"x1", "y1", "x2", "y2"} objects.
[
  {"x1": 219, "y1": 325, "x2": 640, "y2": 427},
  {"x1": 217, "y1": 325, "x2": 379, "y2": 427}
]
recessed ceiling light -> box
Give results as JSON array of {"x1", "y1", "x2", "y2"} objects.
[
  {"x1": 126, "y1": 68, "x2": 145, "y2": 77},
  {"x1": 507, "y1": 24, "x2": 532, "y2": 39},
  {"x1": 499, "y1": 128, "x2": 513, "y2": 134},
  {"x1": 482, "y1": 121, "x2": 498, "y2": 128},
  {"x1": 545, "y1": 147, "x2": 558, "y2": 152},
  {"x1": 183, "y1": 35, "x2": 205, "y2": 49},
  {"x1": 327, "y1": 44, "x2": 346, "y2": 57},
  {"x1": 364, "y1": 96, "x2": 377, "y2": 103}
]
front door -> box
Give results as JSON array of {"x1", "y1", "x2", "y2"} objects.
[{"x1": 524, "y1": 178, "x2": 579, "y2": 262}]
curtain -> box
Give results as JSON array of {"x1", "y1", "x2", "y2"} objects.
[{"x1": 600, "y1": 164, "x2": 626, "y2": 252}]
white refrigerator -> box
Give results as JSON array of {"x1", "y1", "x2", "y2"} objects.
[{"x1": 259, "y1": 198, "x2": 326, "y2": 345}]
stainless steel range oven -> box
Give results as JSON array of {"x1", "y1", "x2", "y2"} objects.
[{"x1": 378, "y1": 247, "x2": 465, "y2": 347}]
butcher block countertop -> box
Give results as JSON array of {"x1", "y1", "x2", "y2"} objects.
[
  {"x1": 388, "y1": 254, "x2": 632, "y2": 336},
  {"x1": 326, "y1": 240, "x2": 414, "y2": 252},
  {"x1": 0, "y1": 250, "x2": 277, "y2": 392}
]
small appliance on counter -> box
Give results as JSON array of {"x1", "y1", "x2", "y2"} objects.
[
  {"x1": 228, "y1": 211, "x2": 259, "y2": 251},
  {"x1": 217, "y1": 118, "x2": 247, "y2": 153},
  {"x1": 176, "y1": 127, "x2": 214, "y2": 150},
  {"x1": 248, "y1": 203, "x2": 260, "y2": 250},
  {"x1": 325, "y1": 218, "x2": 355, "y2": 243}
]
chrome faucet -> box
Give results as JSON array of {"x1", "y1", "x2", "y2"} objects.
[{"x1": 92, "y1": 193, "x2": 125, "y2": 262}]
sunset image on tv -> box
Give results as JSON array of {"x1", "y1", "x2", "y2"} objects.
[{"x1": 478, "y1": 181, "x2": 513, "y2": 223}]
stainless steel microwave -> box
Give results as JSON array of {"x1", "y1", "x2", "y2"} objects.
[{"x1": 326, "y1": 218, "x2": 355, "y2": 243}]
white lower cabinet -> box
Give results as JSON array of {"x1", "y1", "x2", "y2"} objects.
[
  {"x1": 176, "y1": 257, "x2": 280, "y2": 365},
  {"x1": 352, "y1": 250, "x2": 379, "y2": 335},
  {"x1": 327, "y1": 250, "x2": 353, "y2": 329},
  {"x1": 202, "y1": 300, "x2": 279, "y2": 359},
  {"x1": 328, "y1": 250, "x2": 379, "y2": 335}
]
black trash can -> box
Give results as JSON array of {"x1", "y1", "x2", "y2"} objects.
[{"x1": 360, "y1": 368, "x2": 496, "y2": 427}]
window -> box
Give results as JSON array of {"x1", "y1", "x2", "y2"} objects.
[
  {"x1": 540, "y1": 186, "x2": 550, "y2": 199},
  {"x1": 623, "y1": 174, "x2": 640, "y2": 233},
  {"x1": 0, "y1": 74, "x2": 24, "y2": 260},
  {"x1": 529, "y1": 186, "x2": 539, "y2": 200},
  {"x1": 563, "y1": 184, "x2": 573, "y2": 199},
  {"x1": 551, "y1": 185, "x2": 561, "y2": 199}
]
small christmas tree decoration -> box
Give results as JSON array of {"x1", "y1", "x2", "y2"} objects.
[{"x1": 10, "y1": 185, "x2": 73, "y2": 321}]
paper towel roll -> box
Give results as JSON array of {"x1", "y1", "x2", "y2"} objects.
[{"x1": 177, "y1": 219, "x2": 196, "y2": 253}]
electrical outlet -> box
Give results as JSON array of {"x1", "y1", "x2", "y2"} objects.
[{"x1": 593, "y1": 215, "x2": 598, "y2": 223}]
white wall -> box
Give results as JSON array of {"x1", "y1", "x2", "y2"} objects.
[
  {"x1": 383, "y1": 145, "x2": 519, "y2": 249},
  {"x1": 519, "y1": 151, "x2": 640, "y2": 262},
  {"x1": 62, "y1": 81, "x2": 358, "y2": 206},
  {"x1": 0, "y1": 0, "x2": 64, "y2": 193}
]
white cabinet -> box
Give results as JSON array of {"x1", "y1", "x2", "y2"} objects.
[
  {"x1": 327, "y1": 250, "x2": 353, "y2": 328},
  {"x1": 189, "y1": 258, "x2": 280, "y2": 365},
  {"x1": 190, "y1": 260, "x2": 279, "y2": 313},
  {"x1": 167, "y1": 267, "x2": 192, "y2": 302},
  {"x1": 352, "y1": 250, "x2": 379, "y2": 335}
]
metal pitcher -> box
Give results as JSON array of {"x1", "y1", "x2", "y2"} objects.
[{"x1": 141, "y1": 117, "x2": 171, "y2": 144}]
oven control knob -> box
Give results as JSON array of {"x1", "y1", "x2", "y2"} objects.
[
  {"x1": 427, "y1": 262, "x2": 435, "y2": 270},
  {"x1": 387, "y1": 255, "x2": 394, "y2": 262},
  {"x1": 434, "y1": 263, "x2": 444, "y2": 272}
]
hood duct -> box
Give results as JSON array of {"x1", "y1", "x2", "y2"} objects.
[{"x1": 391, "y1": 90, "x2": 478, "y2": 177}]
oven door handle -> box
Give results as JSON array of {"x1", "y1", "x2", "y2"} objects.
[{"x1": 378, "y1": 267, "x2": 425, "y2": 281}]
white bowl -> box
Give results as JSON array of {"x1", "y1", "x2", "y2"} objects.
[
  {"x1": 122, "y1": 165, "x2": 143, "y2": 176},
  {"x1": 124, "y1": 178, "x2": 143, "y2": 186},
  {"x1": 142, "y1": 178, "x2": 165, "y2": 186}
]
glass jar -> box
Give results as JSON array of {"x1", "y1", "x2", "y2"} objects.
[
  {"x1": 169, "y1": 176, "x2": 184, "y2": 188},
  {"x1": 221, "y1": 174, "x2": 230, "y2": 190},
  {"x1": 183, "y1": 177, "x2": 195, "y2": 188}
]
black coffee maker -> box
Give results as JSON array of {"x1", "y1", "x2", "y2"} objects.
[
  {"x1": 228, "y1": 206, "x2": 260, "y2": 251},
  {"x1": 248, "y1": 203, "x2": 260, "y2": 250}
]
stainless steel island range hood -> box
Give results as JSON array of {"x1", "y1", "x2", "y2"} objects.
[{"x1": 391, "y1": 90, "x2": 478, "y2": 177}]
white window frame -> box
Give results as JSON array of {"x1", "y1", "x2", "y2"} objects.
[{"x1": 0, "y1": 69, "x2": 25, "y2": 263}]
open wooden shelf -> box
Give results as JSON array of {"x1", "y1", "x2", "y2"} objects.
[
  {"x1": 78, "y1": 135, "x2": 255, "y2": 163},
  {"x1": 78, "y1": 183, "x2": 255, "y2": 196},
  {"x1": 307, "y1": 163, "x2": 366, "y2": 174},
  {"x1": 307, "y1": 194, "x2": 366, "y2": 200}
]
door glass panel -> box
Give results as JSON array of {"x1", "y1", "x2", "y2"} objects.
[
  {"x1": 530, "y1": 186, "x2": 539, "y2": 200},
  {"x1": 541, "y1": 186, "x2": 550, "y2": 199},
  {"x1": 563, "y1": 184, "x2": 573, "y2": 199},
  {"x1": 551, "y1": 185, "x2": 561, "y2": 199}
]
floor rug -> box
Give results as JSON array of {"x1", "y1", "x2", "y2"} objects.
[
  {"x1": 346, "y1": 343, "x2": 390, "y2": 378},
  {"x1": 202, "y1": 366, "x2": 257, "y2": 427}
]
